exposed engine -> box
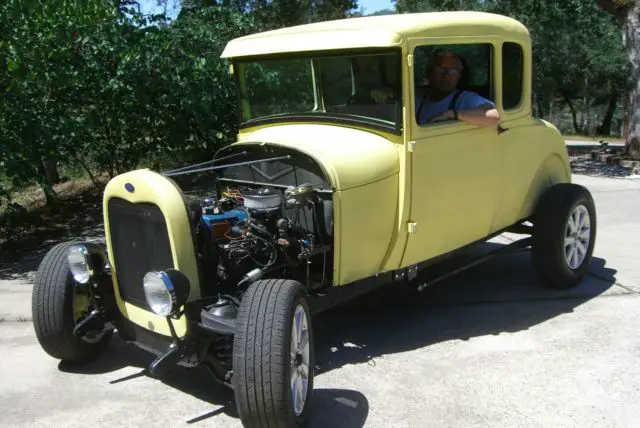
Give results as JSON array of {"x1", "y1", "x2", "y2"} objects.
[
  {"x1": 159, "y1": 145, "x2": 335, "y2": 384},
  {"x1": 192, "y1": 182, "x2": 332, "y2": 296}
]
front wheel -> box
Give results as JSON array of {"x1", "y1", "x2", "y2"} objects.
[
  {"x1": 31, "y1": 241, "x2": 112, "y2": 363},
  {"x1": 233, "y1": 279, "x2": 314, "y2": 428},
  {"x1": 532, "y1": 183, "x2": 597, "y2": 289}
]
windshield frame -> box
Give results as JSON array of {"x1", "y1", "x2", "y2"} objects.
[{"x1": 231, "y1": 47, "x2": 404, "y2": 135}]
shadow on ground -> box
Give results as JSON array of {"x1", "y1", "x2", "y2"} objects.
[
  {"x1": 51, "y1": 241, "x2": 616, "y2": 428},
  {"x1": 58, "y1": 333, "x2": 368, "y2": 427},
  {"x1": 58, "y1": 335, "x2": 239, "y2": 423},
  {"x1": 312, "y1": 243, "x2": 617, "y2": 376}
]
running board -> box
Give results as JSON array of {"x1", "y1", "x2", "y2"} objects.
[
  {"x1": 506, "y1": 222, "x2": 534, "y2": 235},
  {"x1": 417, "y1": 237, "x2": 532, "y2": 292}
]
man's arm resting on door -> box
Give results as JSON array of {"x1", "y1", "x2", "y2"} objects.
[{"x1": 428, "y1": 104, "x2": 500, "y2": 126}]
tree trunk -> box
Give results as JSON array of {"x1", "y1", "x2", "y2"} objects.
[
  {"x1": 580, "y1": 75, "x2": 590, "y2": 134},
  {"x1": 564, "y1": 95, "x2": 580, "y2": 134},
  {"x1": 623, "y1": 90, "x2": 630, "y2": 140},
  {"x1": 41, "y1": 156, "x2": 60, "y2": 184},
  {"x1": 597, "y1": 90, "x2": 618, "y2": 136},
  {"x1": 625, "y1": 3, "x2": 640, "y2": 159},
  {"x1": 36, "y1": 157, "x2": 59, "y2": 205},
  {"x1": 39, "y1": 183, "x2": 58, "y2": 206},
  {"x1": 548, "y1": 99, "x2": 554, "y2": 123},
  {"x1": 537, "y1": 98, "x2": 545, "y2": 119}
]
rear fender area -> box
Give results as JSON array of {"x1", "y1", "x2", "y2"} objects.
[
  {"x1": 492, "y1": 117, "x2": 571, "y2": 230},
  {"x1": 518, "y1": 153, "x2": 571, "y2": 220}
]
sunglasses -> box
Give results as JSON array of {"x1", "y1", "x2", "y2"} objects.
[{"x1": 433, "y1": 66, "x2": 461, "y2": 76}]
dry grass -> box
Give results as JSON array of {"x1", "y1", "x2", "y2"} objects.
[
  {"x1": 0, "y1": 175, "x2": 109, "y2": 264},
  {"x1": 0, "y1": 174, "x2": 108, "y2": 218}
]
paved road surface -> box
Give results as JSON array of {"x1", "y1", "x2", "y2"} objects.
[{"x1": 1, "y1": 174, "x2": 639, "y2": 428}]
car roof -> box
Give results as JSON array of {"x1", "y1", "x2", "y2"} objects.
[{"x1": 221, "y1": 11, "x2": 529, "y2": 59}]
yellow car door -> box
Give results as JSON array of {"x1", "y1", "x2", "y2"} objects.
[
  {"x1": 400, "y1": 40, "x2": 502, "y2": 267},
  {"x1": 402, "y1": 124, "x2": 501, "y2": 267}
]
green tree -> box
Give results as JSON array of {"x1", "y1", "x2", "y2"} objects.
[
  {"x1": 0, "y1": 0, "x2": 121, "y2": 203},
  {"x1": 596, "y1": 0, "x2": 640, "y2": 157},
  {"x1": 394, "y1": 0, "x2": 628, "y2": 135},
  {"x1": 0, "y1": 0, "x2": 258, "y2": 205},
  {"x1": 394, "y1": 0, "x2": 481, "y2": 13},
  {"x1": 180, "y1": 0, "x2": 358, "y2": 28},
  {"x1": 479, "y1": 1, "x2": 626, "y2": 132}
]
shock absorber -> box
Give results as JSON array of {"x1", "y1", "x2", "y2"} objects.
[
  {"x1": 211, "y1": 334, "x2": 234, "y2": 385},
  {"x1": 212, "y1": 335, "x2": 233, "y2": 366},
  {"x1": 202, "y1": 297, "x2": 237, "y2": 384}
]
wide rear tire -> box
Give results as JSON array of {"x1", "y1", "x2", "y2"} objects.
[
  {"x1": 32, "y1": 241, "x2": 112, "y2": 363},
  {"x1": 233, "y1": 279, "x2": 314, "y2": 428},
  {"x1": 532, "y1": 183, "x2": 597, "y2": 289}
]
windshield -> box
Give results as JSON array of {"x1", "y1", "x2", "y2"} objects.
[{"x1": 234, "y1": 50, "x2": 403, "y2": 132}]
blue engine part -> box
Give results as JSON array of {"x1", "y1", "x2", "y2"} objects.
[{"x1": 201, "y1": 209, "x2": 248, "y2": 227}]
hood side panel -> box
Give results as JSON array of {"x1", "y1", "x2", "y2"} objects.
[
  {"x1": 214, "y1": 143, "x2": 333, "y2": 192},
  {"x1": 235, "y1": 124, "x2": 400, "y2": 191}
]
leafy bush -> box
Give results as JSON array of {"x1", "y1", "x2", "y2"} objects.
[{"x1": 0, "y1": 1, "x2": 258, "y2": 193}]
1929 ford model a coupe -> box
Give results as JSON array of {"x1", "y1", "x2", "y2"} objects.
[{"x1": 32, "y1": 11, "x2": 596, "y2": 428}]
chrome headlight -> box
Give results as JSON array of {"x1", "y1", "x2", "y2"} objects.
[
  {"x1": 67, "y1": 243, "x2": 106, "y2": 284},
  {"x1": 143, "y1": 269, "x2": 191, "y2": 317}
]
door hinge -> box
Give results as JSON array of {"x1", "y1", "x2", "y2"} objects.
[
  {"x1": 408, "y1": 222, "x2": 417, "y2": 234},
  {"x1": 407, "y1": 54, "x2": 413, "y2": 67},
  {"x1": 408, "y1": 141, "x2": 416, "y2": 152}
]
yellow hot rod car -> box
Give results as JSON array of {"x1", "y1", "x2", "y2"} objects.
[{"x1": 32, "y1": 11, "x2": 596, "y2": 428}]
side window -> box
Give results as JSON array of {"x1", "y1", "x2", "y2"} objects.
[
  {"x1": 502, "y1": 42, "x2": 524, "y2": 110},
  {"x1": 413, "y1": 43, "x2": 494, "y2": 125}
]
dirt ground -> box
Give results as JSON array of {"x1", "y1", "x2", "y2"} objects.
[{"x1": 0, "y1": 186, "x2": 104, "y2": 265}]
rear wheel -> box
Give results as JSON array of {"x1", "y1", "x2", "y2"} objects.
[
  {"x1": 233, "y1": 279, "x2": 314, "y2": 428},
  {"x1": 32, "y1": 241, "x2": 112, "y2": 363},
  {"x1": 532, "y1": 183, "x2": 597, "y2": 289}
]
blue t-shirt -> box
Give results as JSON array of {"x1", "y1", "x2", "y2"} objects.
[{"x1": 416, "y1": 90, "x2": 495, "y2": 125}]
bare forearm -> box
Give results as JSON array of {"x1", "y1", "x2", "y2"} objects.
[
  {"x1": 426, "y1": 106, "x2": 502, "y2": 126},
  {"x1": 457, "y1": 108, "x2": 501, "y2": 126}
]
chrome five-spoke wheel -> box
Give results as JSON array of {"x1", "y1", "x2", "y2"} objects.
[
  {"x1": 290, "y1": 304, "x2": 310, "y2": 416},
  {"x1": 564, "y1": 204, "x2": 591, "y2": 270}
]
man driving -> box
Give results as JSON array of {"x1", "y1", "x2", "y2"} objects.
[{"x1": 416, "y1": 49, "x2": 500, "y2": 126}]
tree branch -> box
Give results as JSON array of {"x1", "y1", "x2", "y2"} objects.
[{"x1": 72, "y1": 154, "x2": 101, "y2": 190}]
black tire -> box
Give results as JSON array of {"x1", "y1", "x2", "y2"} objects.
[
  {"x1": 532, "y1": 183, "x2": 597, "y2": 289},
  {"x1": 32, "y1": 241, "x2": 112, "y2": 363},
  {"x1": 233, "y1": 279, "x2": 314, "y2": 428}
]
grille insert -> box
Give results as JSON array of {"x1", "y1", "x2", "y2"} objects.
[{"x1": 107, "y1": 198, "x2": 174, "y2": 310}]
